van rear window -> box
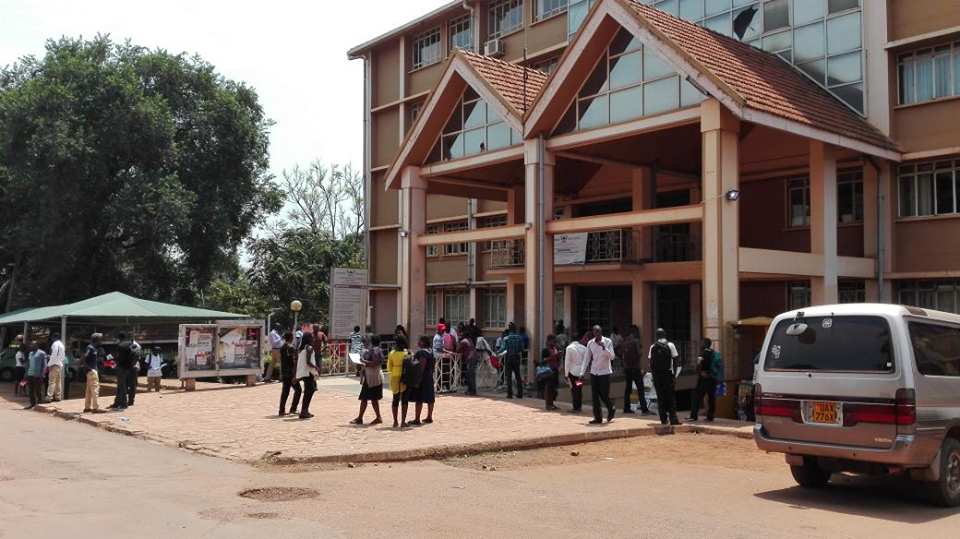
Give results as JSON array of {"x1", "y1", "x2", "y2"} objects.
[{"x1": 764, "y1": 316, "x2": 894, "y2": 373}]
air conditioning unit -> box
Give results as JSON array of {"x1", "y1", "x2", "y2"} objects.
[{"x1": 484, "y1": 39, "x2": 505, "y2": 57}]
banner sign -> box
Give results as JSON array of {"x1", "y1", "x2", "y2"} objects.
[
  {"x1": 178, "y1": 320, "x2": 264, "y2": 379},
  {"x1": 554, "y1": 233, "x2": 588, "y2": 266},
  {"x1": 331, "y1": 267, "x2": 368, "y2": 340}
]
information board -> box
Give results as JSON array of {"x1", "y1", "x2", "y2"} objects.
[
  {"x1": 178, "y1": 321, "x2": 264, "y2": 379},
  {"x1": 330, "y1": 267, "x2": 368, "y2": 339},
  {"x1": 554, "y1": 233, "x2": 588, "y2": 266}
]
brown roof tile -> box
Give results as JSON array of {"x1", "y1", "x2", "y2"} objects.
[
  {"x1": 459, "y1": 50, "x2": 549, "y2": 116},
  {"x1": 623, "y1": 0, "x2": 898, "y2": 152}
]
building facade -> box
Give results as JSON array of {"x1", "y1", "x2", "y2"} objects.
[{"x1": 348, "y1": 0, "x2": 960, "y2": 389}]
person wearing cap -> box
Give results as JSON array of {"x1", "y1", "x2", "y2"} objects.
[
  {"x1": 81, "y1": 334, "x2": 105, "y2": 413},
  {"x1": 433, "y1": 323, "x2": 446, "y2": 356},
  {"x1": 146, "y1": 346, "x2": 164, "y2": 392}
]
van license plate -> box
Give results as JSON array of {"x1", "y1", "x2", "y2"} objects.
[{"x1": 811, "y1": 402, "x2": 839, "y2": 425}]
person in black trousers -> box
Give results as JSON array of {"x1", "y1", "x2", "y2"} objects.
[
  {"x1": 278, "y1": 332, "x2": 301, "y2": 416},
  {"x1": 649, "y1": 328, "x2": 680, "y2": 426},
  {"x1": 110, "y1": 333, "x2": 134, "y2": 411},
  {"x1": 296, "y1": 332, "x2": 318, "y2": 419},
  {"x1": 620, "y1": 325, "x2": 651, "y2": 415},
  {"x1": 501, "y1": 324, "x2": 524, "y2": 399},
  {"x1": 688, "y1": 338, "x2": 719, "y2": 422}
]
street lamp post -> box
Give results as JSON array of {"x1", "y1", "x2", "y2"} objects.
[{"x1": 290, "y1": 300, "x2": 303, "y2": 346}]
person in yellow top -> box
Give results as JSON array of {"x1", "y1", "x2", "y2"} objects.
[{"x1": 387, "y1": 336, "x2": 411, "y2": 428}]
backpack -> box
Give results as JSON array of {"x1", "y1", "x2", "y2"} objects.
[
  {"x1": 650, "y1": 341, "x2": 673, "y2": 373},
  {"x1": 402, "y1": 354, "x2": 422, "y2": 388}
]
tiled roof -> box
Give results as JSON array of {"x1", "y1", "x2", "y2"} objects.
[
  {"x1": 459, "y1": 50, "x2": 550, "y2": 116},
  {"x1": 623, "y1": 0, "x2": 898, "y2": 152}
]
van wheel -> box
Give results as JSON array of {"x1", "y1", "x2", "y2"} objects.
[
  {"x1": 927, "y1": 438, "x2": 960, "y2": 508},
  {"x1": 790, "y1": 460, "x2": 831, "y2": 488}
]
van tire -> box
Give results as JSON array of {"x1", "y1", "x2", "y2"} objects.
[
  {"x1": 790, "y1": 461, "x2": 831, "y2": 488},
  {"x1": 927, "y1": 438, "x2": 960, "y2": 508}
]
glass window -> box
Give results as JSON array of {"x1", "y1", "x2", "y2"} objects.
[
  {"x1": 799, "y1": 59, "x2": 826, "y2": 85},
  {"x1": 412, "y1": 27, "x2": 441, "y2": 70},
  {"x1": 610, "y1": 52, "x2": 642, "y2": 89},
  {"x1": 425, "y1": 291, "x2": 439, "y2": 324},
  {"x1": 934, "y1": 46, "x2": 952, "y2": 99},
  {"x1": 837, "y1": 169, "x2": 863, "y2": 223},
  {"x1": 827, "y1": 51, "x2": 861, "y2": 87},
  {"x1": 704, "y1": 12, "x2": 732, "y2": 37},
  {"x1": 918, "y1": 172, "x2": 935, "y2": 216},
  {"x1": 839, "y1": 280, "x2": 866, "y2": 304},
  {"x1": 643, "y1": 47, "x2": 674, "y2": 80},
  {"x1": 658, "y1": 0, "x2": 679, "y2": 16},
  {"x1": 567, "y1": 0, "x2": 592, "y2": 40},
  {"x1": 706, "y1": 0, "x2": 731, "y2": 17},
  {"x1": 482, "y1": 289, "x2": 508, "y2": 329},
  {"x1": 787, "y1": 177, "x2": 810, "y2": 228},
  {"x1": 536, "y1": 0, "x2": 569, "y2": 21},
  {"x1": 763, "y1": 0, "x2": 789, "y2": 33},
  {"x1": 443, "y1": 290, "x2": 470, "y2": 325},
  {"x1": 793, "y1": 0, "x2": 824, "y2": 25},
  {"x1": 765, "y1": 316, "x2": 894, "y2": 373},
  {"x1": 831, "y1": 82, "x2": 863, "y2": 112},
  {"x1": 644, "y1": 76, "x2": 680, "y2": 115},
  {"x1": 826, "y1": 11, "x2": 861, "y2": 55},
  {"x1": 609, "y1": 28, "x2": 642, "y2": 56},
  {"x1": 762, "y1": 30, "x2": 792, "y2": 54},
  {"x1": 955, "y1": 46, "x2": 960, "y2": 100},
  {"x1": 426, "y1": 225, "x2": 440, "y2": 257},
  {"x1": 828, "y1": 0, "x2": 859, "y2": 14},
  {"x1": 531, "y1": 56, "x2": 559, "y2": 75},
  {"x1": 732, "y1": 4, "x2": 761, "y2": 41},
  {"x1": 610, "y1": 86, "x2": 643, "y2": 123},
  {"x1": 899, "y1": 55, "x2": 915, "y2": 104},
  {"x1": 578, "y1": 94, "x2": 609, "y2": 130},
  {"x1": 681, "y1": 78, "x2": 706, "y2": 106},
  {"x1": 436, "y1": 91, "x2": 518, "y2": 160},
  {"x1": 449, "y1": 13, "x2": 473, "y2": 52},
  {"x1": 794, "y1": 22, "x2": 824, "y2": 64},
  {"x1": 489, "y1": 0, "x2": 523, "y2": 39},
  {"x1": 915, "y1": 51, "x2": 934, "y2": 102},
  {"x1": 899, "y1": 174, "x2": 916, "y2": 217},
  {"x1": 936, "y1": 169, "x2": 956, "y2": 215},
  {"x1": 787, "y1": 281, "x2": 811, "y2": 311},
  {"x1": 680, "y1": 0, "x2": 705, "y2": 20},
  {"x1": 486, "y1": 122, "x2": 512, "y2": 151},
  {"x1": 443, "y1": 220, "x2": 469, "y2": 255},
  {"x1": 480, "y1": 215, "x2": 508, "y2": 250},
  {"x1": 909, "y1": 322, "x2": 960, "y2": 377}
]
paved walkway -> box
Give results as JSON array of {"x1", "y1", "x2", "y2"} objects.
[{"x1": 14, "y1": 377, "x2": 752, "y2": 464}]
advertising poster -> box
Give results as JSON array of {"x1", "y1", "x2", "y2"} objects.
[
  {"x1": 554, "y1": 233, "x2": 588, "y2": 266},
  {"x1": 180, "y1": 325, "x2": 217, "y2": 375},
  {"x1": 179, "y1": 322, "x2": 264, "y2": 379},
  {"x1": 330, "y1": 267, "x2": 368, "y2": 339}
]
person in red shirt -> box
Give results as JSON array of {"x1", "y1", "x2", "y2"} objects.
[{"x1": 538, "y1": 334, "x2": 561, "y2": 411}]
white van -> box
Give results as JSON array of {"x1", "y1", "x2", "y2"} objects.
[{"x1": 753, "y1": 304, "x2": 960, "y2": 507}]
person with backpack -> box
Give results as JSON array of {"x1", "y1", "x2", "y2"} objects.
[
  {"x1": 688, "y1": 337, "x2": 721, "y2": 422},
  {"x1": 278, "y1": 332, "x2": 301, "y2": 416},
  {"x1": 649, "y1": 328, "x2": 681, "y2": 426},
  {"x1": 412, "y1": 335, "x2": 436, "y2": 425},
  {"x1": 579, "y1": 325, "x2": 616, "y2": 424},
  {"x1": 537, "y1": 334, "x2": 561, "y2": 411},
  {"x1": 620, "y1": 325, "x2": 651, "y2": 415},
  {"x1": 351, "y1": 334, "x2": 384, "y2": 425},
  {"x1": 500, "y1": 323, "x2": 524, "y2": 399},
  {"x1": 457, "y1": 334, "x2": 479, "y2": 396},
  {"x1": 387, "y1": 336, "x2": 413, "y2": 428},
  {"x1": 295, "y1": 332, "x2": 319, "y2": 419}
]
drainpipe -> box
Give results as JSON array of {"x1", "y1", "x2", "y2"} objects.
[
  {"x1": 538, "y1": 134, "x2": 546, "y2": 348},
  {"x1": 462, "y1": 0, "x2": 477, "y2": 51},
  {"x1": 866, "y1": 157, "x2": 885, "y2": 302}
]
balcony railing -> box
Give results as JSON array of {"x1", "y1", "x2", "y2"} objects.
[
  {"x1": 585, "y1": 228, "x2": 640, "y2": 264},
  {"x1": 490, "y1": 230, "x2": 700, "y2": 268},
  {"x1": 491, "y1": 239, "x2": 525, "y2": 267}
]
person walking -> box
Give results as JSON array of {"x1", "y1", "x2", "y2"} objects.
[
  {"x1": 501, "y1": 323, "x2": 524, "y2": 399},
  {"x1": 109, "y1": 333, "x2": 134, "y2": 411},
  {"x1": 649, "y1": 328, "x2": 681, "y2": 426},
  {"x1": 387, "y1": 336, "x2": 411, "y2": 427},
  {"x1": 688, "y1": 337, "x2": 720, "y2": 422},
  {"x1": 579, "y1": 326, "x2": 616, "y2": 424},
  {"x1": 126, "y1": 339, "x2": 141, "y2": 406},
  {"x1": 349, "y1": 325, "x2": 364, "y2": 377},
  {"x1": 45, "y1": 333, "x2": 65, "y2": 402},
  {"x1": 457, "y1": 334, "x2": 479, "y2": 396},
  {"x1": 266, "y1": 323, "x2": 282, "y2": 383},
  {"x1": 278, "y1": 332, "x2": 301, "y2": 416},
  {"x1": 13, "y1": 337, "x2": 26, "y2": 397},
  {"x1": 145, "y1": 346, "x2": 164, "y2": 392},
  {"x1": 295, "y1": 332, "x2": 319, "y2": 419},
  {"x1": 80, "y1": 334, "x2": 105, "y2": 413},
  {"x1": 351, "y1": 334, "x2": 384, "y2": 425},
  {"x1": 25, "y1": 341, "x2": 46, "y2": 409},
  {"x1": 412, "y1": 335, "x2": 436, "y2": 425},
  {"x1": 564, "y1": 332, "x2": 589, "y2": 413},
  {"x1": 620, "y1": 325, "x2": 650, "y2": 415},
  {"x1": 537, "y1": 334, "x2": 561, "y2": 411}
]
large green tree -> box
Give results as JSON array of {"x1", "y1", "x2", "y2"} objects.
[{"x1": 0, "y1": 36, "x2": 282, "y2": 308}]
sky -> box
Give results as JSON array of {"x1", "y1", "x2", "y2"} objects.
[{"x1": 0, "y1": 0, "x2": 447, "y2": 185}]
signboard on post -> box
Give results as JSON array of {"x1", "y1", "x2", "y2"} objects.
[
  {"x1": 178, "y1": 320, "x2": 264, "y2": 379},
  {"x1": 330, "y1": 267, "x2": 368, "y2": 339},
  {"x1": 554, "y1": 233, "x2": 588, "y2": 266}
]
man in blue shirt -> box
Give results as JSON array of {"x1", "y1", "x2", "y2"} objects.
[
  {"x1": 501, "y1": 323, "x2": 524, "y2": 399},
  {"x1": 265, "y1": 323, "x2": 282, "y2": 383},
  {"x1": 25, "y1": 341, "x2": 47, "y2": 409}
]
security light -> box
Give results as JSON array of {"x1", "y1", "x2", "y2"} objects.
[{"x1": 725, "y1": 189, "x2": 741, "y2": 201}]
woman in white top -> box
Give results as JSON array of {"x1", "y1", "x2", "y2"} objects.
[
  {"x1": 146, "y1": 346, "x2": 164, "y2": 392},
  {"x1": 295, "y1": 332, "x2": 319, "y2": 419}
]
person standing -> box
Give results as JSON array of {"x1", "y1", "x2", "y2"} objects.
[
  {"x1": 538, "y1": 335, "x2": 561, "y2": 411},
  {"x1": 13, "y1": 338, "x2": 26, "y2": 397},
  {"x1": 25, "y1": 341, "x2": 46, "y2": 409},
  {"x1": 46, "y1": 333, "x2": 65, "y2": 402},
  {"x1": 266, "y1": 323, "x2": 282, "y2": 383},
  {"x1": 688, "y1": 338, "x2": 720, "y2": 422},
  {"x1": 432, "y1": 324, "x2": 445, "y2": 355},
  {"x1": 278, "y1": 332, "x2": 301, "y2": 416},
  {"x1": 352, "y1": 334, "x2": 384, "y2": 425},
  {"x1": 295, "y1": 332, "x2": 319, "y2": 419},
  {"x1": 110, "y1": 333, "x2": 134, "y2": 411},
  {"x1": 387, "y1": 336, "x2": 411, "y2": 428},
  {"x1": 145, "y1": 346, "x2": 164, "y2": 392},
  {"x1": 501, "y1": 323, "x2": 524, "y2": 399},
  {"x1": 81, "y1": 334, "x2": 105, "y2": 413},
  {"x1": 126, "y1": 339, "x2": 141, "y2": 406},
  {"x1": 620, "y1": 325, "x2": 650, "y2": 415},
  {"x1": 412, "y1": 335, "x2": 436, "y2": 425},
  {"x1": 457, "y1": 334, "x2": 479, "y2": 396},
  {"x1": 579, "y1": 326, "x2": 616, "y2": 424},
  {"x1": 564, "y1": 332, "x2": 589, "y2": 413},
  {"x1": 649, "y1": 328, "x2": 681, "y2": 426}
]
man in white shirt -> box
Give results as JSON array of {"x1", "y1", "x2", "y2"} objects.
[
  {"x1": 266, "y1": 323, "x2": 282, "y2": 383},
  {"x1": 563, "y1": 332, "x2": 589, "y2": 413},
  {"x1": 579, "y1": 325, "x2": 616, "y2": 424},
  {"x1": 649, "y1": 328, "x2": 681, "y2": 426},
  {"x1": 46, "y1": 333, "x2": 65, "y2": 402}
]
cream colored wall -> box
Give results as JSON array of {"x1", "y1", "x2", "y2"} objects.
[
  {"x1": 888, "y1": 0, "x2": 960, "y2": 42},
  {"x1": 427, "y1": 194, "x2": 469, "y2": 220},
  {"x1": 371, "y1": 229, "x2": 400, "y2": 285},
  {"x1": 892, "y1": 99, "x2": 960, "y2": 154},
  {"x1": 894, "y1": 218, "x2": 960, "y2": 273},
  {"x1": 426, "y1": 256, "x2": 469, "y2": 283},
  {"x1": 373, "y1": 43, "x2": 401, "y2": 107},
  {"x1": 372, "y1": 108, "x2": 400, "y2": 168},
  {"x1": 371, "y1": 173, "x2": 400, "y2": 227}
]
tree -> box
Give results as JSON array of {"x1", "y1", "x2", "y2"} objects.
[{"x1": 0, "y1": 36, "x2": 282, "y2": 309}]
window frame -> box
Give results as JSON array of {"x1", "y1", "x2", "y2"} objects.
[
  {"x1": 411, "y1": 26, "x2": 442, "y2": 71},
  {"x1": 838, "y1": 280, "x2": 866, "y2": 304},
  {"x1": 787, "y1": 280, "x2": 812, "y2": 311},
  {"x1": 898, "y1": 160, "x2": 959, "y2": 219},
  {"x1": 442, "y1": 289, "x2": 471, "y2": 326},
  {"x1": 479, "y1": 214, "x2": 508, "y2": 251},
  {"x1": 786, "y1": 176, "x2": 811, "y2": 228},
  {"x1": 837, "y1": 168, "x2": 864, "y2": 224},
  {"x1": 488, "y1": 0, "x2": 524, "y2": 40},
  {"x1": 908, "y1": 320, "x2": 960, "y2": 378},
  {"x1": 449, "y1": 13, "x2": 474, "y2": 53},
  {"x1": 443, "y1": 220, "x2": 470, "y2": 256},
  {"x1": 481, "y1": 288, "x2": 508, "y2": 329},
  {"x1": 432, "y1": 89, "x2": 520, "y2": 162},
  {"x1": 900, "y1": 280, "x2": 960, "y2": 315},
  {"x1": 535, "y1": 0, "x2": 569, "y2": 22},
  {"x1": 898, "y1": 42, "x2": 960, "y2": 106},
  {"x1": 426, "y1": 224, "x2": 440, "y2": 258}
]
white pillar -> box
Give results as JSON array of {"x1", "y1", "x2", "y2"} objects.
[
  {"x1": 810, "y1": 140, "x2": 838, "y2": 305},
  {"x1": 400, "y1": 167, "x2": 427, "y2": 335},
  {"x1": 523, "y1": 139, "x2": 555, "y2": 379}
]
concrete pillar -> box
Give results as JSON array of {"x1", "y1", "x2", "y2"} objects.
[
  {"x1": 506, "y1": 276, "x2": 518, "y2": 326},
  {"x1": 562, "y1": 285, "x2": 573, "y2": 333},
  {"x1": 631, "y1": 275, "x2": 654, "y2": 349},
  {"x1": 631, "y1": 168, "x2": 653, "y2": 260},
  {"x1": 879, "y1": 160, "x2": 896, "y2": 303},
  {"x1": 809, "y1": 140, "x2": 839, "y2": 305},
  {"x1": 523, "y1": 139, "x2": 555, "y2": 378},
  {"x1": 400, "y1": 166, "x2": 428, "y2": 335},
  {"x1": 700, "y1": 99, "x2": 740, "y2": 358}
]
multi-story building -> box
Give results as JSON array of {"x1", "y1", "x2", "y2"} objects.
[{"x1": 348, "y1": 0, "x2": 960, "y2": 393}]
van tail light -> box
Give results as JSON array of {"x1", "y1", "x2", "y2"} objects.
[
  {"x1": 754, "y1": 385, "x2": 801, "y2": 422},
  {"x1": 843, "y1": 389, "x2": 916, "y2": 430},
  {"x1": 895, "y1": 388, "x2": 917, "y2": 431}
]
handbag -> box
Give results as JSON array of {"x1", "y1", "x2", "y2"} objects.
[{"x1": 536, "y1": 365, "x2": 553, "y2": 382}]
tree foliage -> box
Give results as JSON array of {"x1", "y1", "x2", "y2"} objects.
[{"x1": 0, "y1": 36, "x2": 282, "y2": 308}]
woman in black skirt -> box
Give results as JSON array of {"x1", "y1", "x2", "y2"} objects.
[
  {"x1": 351, "y1": 334, "x2": 384, "y2": 425},
  {"x1": 411, "y1": 335, "x2": 436, "y2": 425}
]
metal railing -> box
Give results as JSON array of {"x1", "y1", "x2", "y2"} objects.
[
  {"x1": 491, "y1": 239, "x2": 525, "y2": 267},
  {"x1": 653, "y1": 232, "x2": 700, "y2": 262},
  {"x1": 585, "y1": 228, "x2": 640, "y2": 263}
]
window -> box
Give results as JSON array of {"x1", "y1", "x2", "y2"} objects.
[
  {"x1": 489, "y1": 0, "x2": 523, "y2": 39},
  {"x1": 449, "y1": 13, "x2": 473, "y2": 52},
  {"x1": 443, "y1": 290, "x2": 470, "y2": 326},
  {"x1": 532, "y1": 56, "x2": 560, "y2": 75},
  {"x1": 764, "y1": 315, "x2": 894, "y2": 373},
  {"x1": 429, "y1": 88, "x2": 521, "y2": 162},
  {"x1": 838, "y1": 280, "x2": 865, "y2": 304},
  {"x1": 426, "y1": 224, "x2": 440, "y2": 257},
  {"x1": 567, "y1": 0, "x2": 595, "y2": 41},
  {"x1": 536, "y1": 0, "x2": 569, "y2": 21},
  {"x1": 480, "y1": 214, "x2": 508, "y2": 250},
  {"x1": 837, "y1": 169, "x2": 863, "y2": 223},
  {"x1": 482, "y1": 289, "x2": 507, "y2": 328},
  {"x1": 899, "y1": 160, "x2": 960, "y2": 218},
  {"x1": 554, "y1": 28, "x2": 702, "y2": 135},
  {"x1": 900, "y1": 280, "x2": 960, "y2": 315},
  {"x1": 787, "y1": 177, "x2": 810, "y2": 228},
  {"x1": 412, "y1": 27, "x2": 441, "y2": 70},
  {"x1": 444, "y1": 220, "x2": 469, "y2": 255},
  {"x1": 899, "y1": 43, "x2": 960, "y2": 105},
  {"x1": 407, "y1": 100, "x2": 425, "y2": 132},
  {"x1": 909, "y1": 321, "x2": 960, "y2": 377},
  {"x1": 787, "y1": 281, "x2": 811, "y2": 311}
]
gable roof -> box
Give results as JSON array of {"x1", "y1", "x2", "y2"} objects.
[
  {"x1": 620, "y1": 0, "x2": 897, "y2": 154},
  {"x1": 459, "y1": 50, "x2": 549, "y2": 116}
]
